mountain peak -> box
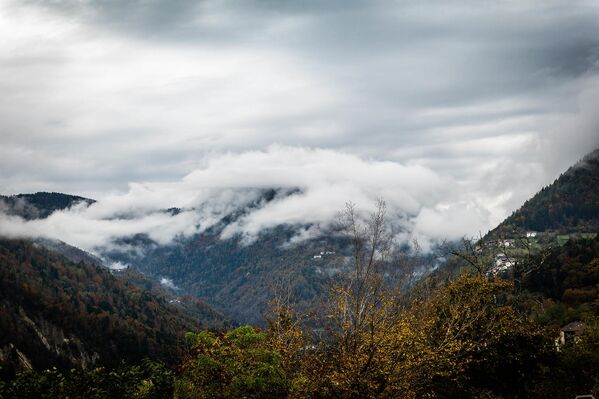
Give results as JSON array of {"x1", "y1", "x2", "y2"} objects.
[{"x1": 0, "y1": 192, "x2": 95, "y2": 220}]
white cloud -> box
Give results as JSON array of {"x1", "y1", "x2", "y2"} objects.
[
  {"x1": 108, "y1": 261, "x2": 129, "y2": 271},
  {"x1": 0, "y1": 145, "x2": 509, "y2": 251},
  {"x1": 160, "y1": 277, "x2": 179, "y2": 290}
]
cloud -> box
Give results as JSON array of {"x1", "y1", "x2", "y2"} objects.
[
  {"x1": 108, "y1": 261, "x2": 129, "y2": 271},
  {"x1": 0, "y1": 145, "x2": 504, "y2": 252},
  {"x1": 160, "y1": 277, "x2": 179, "y2": 291}
]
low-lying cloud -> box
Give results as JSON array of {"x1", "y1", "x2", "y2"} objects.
[{"x1": 0, "y1": 145, "x2": 501, "y2": 252}]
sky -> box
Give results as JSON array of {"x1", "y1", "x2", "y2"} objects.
[{"x1": 1, "y1": 0, "x2": 599, "y2": 250}]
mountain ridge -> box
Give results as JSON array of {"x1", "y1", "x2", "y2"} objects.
[
  {"x1": 0, "y1": 192, "x2": 94, "y2": 220},
  {"x1": 488, "y1": 148, "x2": 599, "y2": 238}
]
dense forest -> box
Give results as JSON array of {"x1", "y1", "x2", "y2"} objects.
[
  {"x1": 520, "y1": 237, "x2": 599, "y2": 326},
  {"x1": 490, "y1": 149, "x2": 599, "y2": 237},
  {"x1": 2, "y1": 274, "x2": 597, "y2": 398},
  {"x1": 0, "y1": 239, "x2": 225, "y2": 379}
]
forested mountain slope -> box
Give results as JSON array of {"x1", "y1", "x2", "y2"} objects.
[
  {"x1": 521, "y1": 235, "x2": 599, "y2": 326},
  {"x1": 0, "y1": 239, "x2": 224, "y2": 377},
  {"x1": 489, "y1": 149, "x2": 599, "y2": 238},
  {"x1": 430, "y1": 149, "x2": 599, "y2": 281},
  {"x1": 106, "y1": 225, "x2": 353, "y2": 325}
]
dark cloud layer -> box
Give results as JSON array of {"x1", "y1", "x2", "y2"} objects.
[{"x1": 1, "y1": 0, "x2": 598, "y2": 243}]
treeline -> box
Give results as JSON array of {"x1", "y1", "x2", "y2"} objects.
[{"x1": 0, "y1": 360, "x2": 175, "y2": 399}]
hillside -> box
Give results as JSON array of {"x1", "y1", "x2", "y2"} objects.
[
  {"x1": 428, "y1": 149, "x2": 599, "y2": 281},
  {"x1": 0, "y1": 192, "x2": 94, "y2": 220},
  {"x1": 489, "y1": 149, "x2": 599, "y2": 238},
  {"x1": 0, "y1": 190, "x2": 449, "y2": 325},
  {"x1": 28, "y1": 237, "x2": 230, "y2": 329},
  {"x1": 0, "y1": 190, "x2": 353, "y2": 324},
  {"x1": 521, "y1": 235, "x2": 599, "y2": 326},
  {"x1": 105, "y1": 225, "x2": 353, "y2": 325},
  {"x1": 0, "y1": 239, "x2": 225, "y2": 378}
]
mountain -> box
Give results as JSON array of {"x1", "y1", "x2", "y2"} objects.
[
  {"x1": 104, "y1": 222, "x2": 433, "y2": 325},
  {"x1": 0, "y1": 192, "x2": 94, "y2": 220},
  {"x1": 0, "y1": 189, "x2": 440, "y2": 325},
  {"x1": 427, "y1": 149, "x2": 599, "y2": 280},
  {"x1": 0, "y1": 238, "x2": 226, "y2": 378},
  {"x1": 489, "y1": 149, "x2": 599, "y2": 238},
  {"x1": 26, "y1": 237, "x2": 230, "y2": 329},
  {"x1": 105, "y1": 224, "x2": 352, "y2": 325},
  {"x1": 0, "y1": 189, "x2": 352, "y2": 324}
]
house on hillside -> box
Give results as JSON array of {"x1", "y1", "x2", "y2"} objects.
[
  {"x1": 313, "y1": 250, "x2": 335, "y2": 259},
  {"x1": 494, "y1": 255, "x2": 516, "y2": 269},
  {"x1": 485, "y1": 239, "x2": 516, "y2": 248},
  {"x1": 486, "y1": 253, "x2": 517, "y2": 277},
  {"x1": 485, "y1": 240, "x2": 499, "y2": 248},
  {"x1": 500, "y1": 239, "x2": 515, "y2": 247},
  {"x1": 558, "y1": 321, "x2": 586, "y2": 347}
]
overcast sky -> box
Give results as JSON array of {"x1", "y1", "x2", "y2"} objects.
[{"x1": 1, "y1": 0, "x2": 599, "y2": 248}]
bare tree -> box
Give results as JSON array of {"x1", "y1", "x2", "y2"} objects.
[
  {"x1": 440, "y1": 233, "x2": 489, "y2": 276},
  {"x1": 318, "y1": 199, "x2": 410, "y2": 393},
  {"x1": 331, "y1": 199, "x2": 395, "y2": 336}
]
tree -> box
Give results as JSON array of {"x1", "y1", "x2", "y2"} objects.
[
  {"x1": 0, "y1": 360, "x2": 175, "y2": 399},
  {"x1": 175, "y1": 326, "x2": 290, "y2": 399},
  {"x1": 297, "y1": 199, "x2": 413, "y2": 398},
  {"x1": 414, "y1": 274, "x2": 550, "y2": 398}
]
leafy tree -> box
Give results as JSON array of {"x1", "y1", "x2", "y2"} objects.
[{"x1": 175, "y1": 326, "x2": 290, "y2": 399}]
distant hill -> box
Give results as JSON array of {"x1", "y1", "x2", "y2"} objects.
[
  {"x1": 0, "y1": 238, "x2": 226, "y2": 378},
  {"x1": 0, "y1": 192, "x2": 94, "y2": 220},
  {"x1": 105, "y1": 224, "x2": 351, "y2": 325},
  {"x1": 489, "y1": 149, "x2": 599, "y2": 238},
  {"x1": 104, "y1": 225, "x2": 431, "y2": 325}
]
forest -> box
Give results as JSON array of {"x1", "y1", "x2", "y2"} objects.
[
  {"x1": 490, "y1": 149, "x2": 599, "y2": 237},
  {"x1": 0, "y1": 238, "x2": 226, "y2": 376}
]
